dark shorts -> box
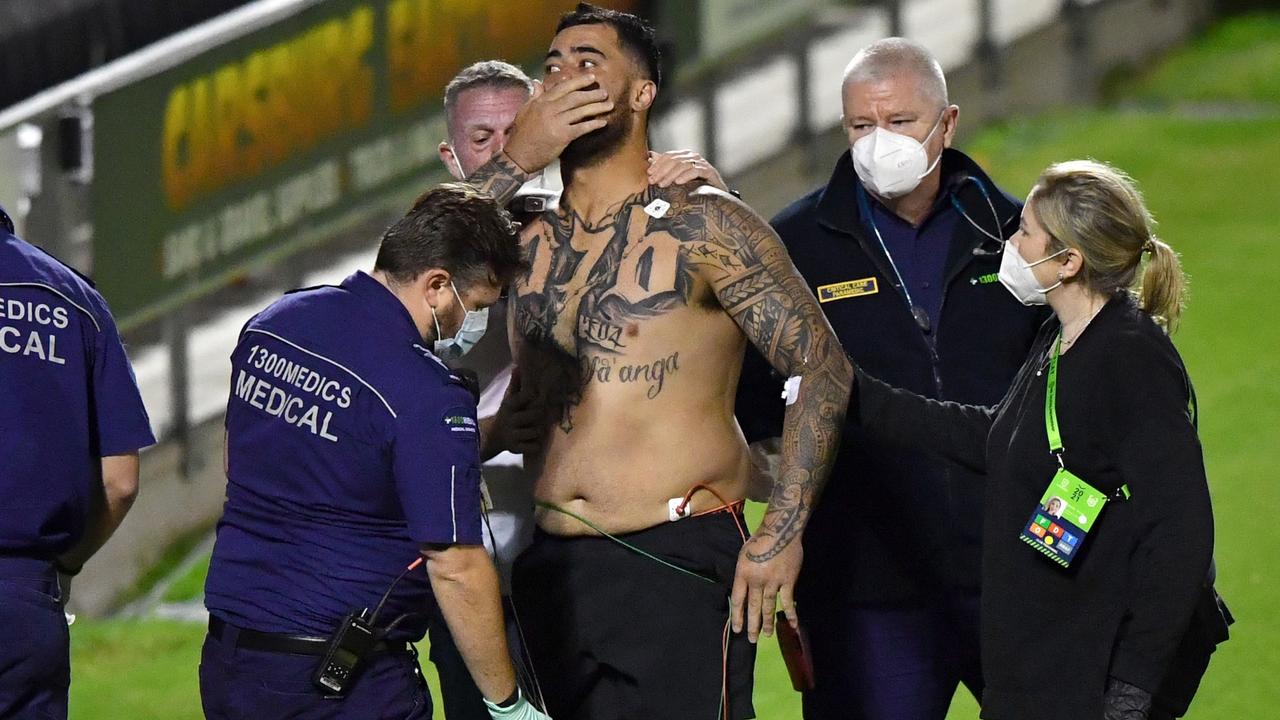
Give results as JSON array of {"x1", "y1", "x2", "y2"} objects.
[
  {"x1": 0, "y1": 558, "x2": 69, "y2": 720},
  {"x1": 511, "y1": 510, "x2": 756, "y2": 720},
  {"x1": 199, "y1": 618, "x2": 431, "y2": 720}
]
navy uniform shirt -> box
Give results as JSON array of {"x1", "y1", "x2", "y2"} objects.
[
  {"x1": 858, "y1": 182, "x2": 961, "y2": 334},
  {"x1": 205, "y1": 271, "x2": 483, "y2": 641},
  {"x1": 0, "y1": 211, "x2": 155, "y2": 559}
]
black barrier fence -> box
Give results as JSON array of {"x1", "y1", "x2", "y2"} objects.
[{"x1": 0, "y1": 0, "x2": 255, "y2": 110}]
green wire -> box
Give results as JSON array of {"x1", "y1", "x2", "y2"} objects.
[{"x1": 535, "y1": 501, "x2": 716, "y2": 585}]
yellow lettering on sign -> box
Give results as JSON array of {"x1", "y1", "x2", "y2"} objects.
[
  {"x1": 161, "y1": 5, "x2": 374, "y2": 211},
  {"x1": 240, "y1": 49, "x2": 270, "y2": 176},
  {"x1": 816, "y1": 277, "x2": 880, "y2": 303},
  {"x1": 161, "y1": 85, "x2": 191, "y2": 209},
  {"x1": 387, "y1": 0, "x2": 462, "y2": 115}
]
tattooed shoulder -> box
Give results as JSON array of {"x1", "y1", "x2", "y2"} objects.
[{"x1": 510, "y1": 185, "x2": 728, "y2": 356}]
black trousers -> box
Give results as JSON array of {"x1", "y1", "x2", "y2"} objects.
[{"x1": 512, "y1": 511, "x2": 756, "y2": 720}]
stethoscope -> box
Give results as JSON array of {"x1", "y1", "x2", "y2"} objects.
[
  {"x1": 952, "y1": 174, "x2": 1012, "y2": 256},
  {"x1": 855, "y1": 174, "x2": 1011, "y2": 333}
]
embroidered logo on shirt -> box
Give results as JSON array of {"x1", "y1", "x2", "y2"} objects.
[
  {"x1": 969, "y1": 272, "x2": 1000, "y2": 286},
  {"x1": 442, "y1": 407, "x2": 477, "y2": 434},
  {"x1": 817, "y1": 277, "x2": 878, "y2": 303}
]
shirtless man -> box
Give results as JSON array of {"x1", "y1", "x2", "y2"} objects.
[
  {"x1": 429, "y1": 59, "x2": 735, "y2": 720},
  {"x1": 465, "y1": 5, "x2": 853, "y2": 718}
]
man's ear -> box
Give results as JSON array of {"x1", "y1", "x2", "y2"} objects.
[
  {"x1": 941, "y1": 105, "x2": 960, "y2": 149},
  {"x1": 419, "y1": 268, "x2": 452, "y2": 306},
  {"x1": 632, "y1": 78, "x2": 657, "y2": 112},
  {"x1": 439, "y1": 142, "x2": 463, "y2": 180}
]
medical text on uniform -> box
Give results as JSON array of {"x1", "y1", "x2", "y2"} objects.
[
  {"x1": 233, "y1": 344, "x2": 354, "y2": 442},
  {"x1": 0, "y1": 295, "x2": 70, "y2": 365}
]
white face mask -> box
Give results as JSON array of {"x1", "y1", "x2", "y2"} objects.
[
  {"x1": 432, "y1": 281, "x2": 489, "y2": 359},
  {"x1": 998, "y1": 242, "x2": 1068, "y2": 306},
  {"x1": 851, "y1": 110, "x2": 946, "y2": 199}
]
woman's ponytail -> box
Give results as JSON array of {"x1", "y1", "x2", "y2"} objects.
[
  {"x1": 1032, "y1": 160, "x2": 1188, "y2": 334},
  {"x1": 1138, "y1": 236, "x2": 1187, "y2": 333}
]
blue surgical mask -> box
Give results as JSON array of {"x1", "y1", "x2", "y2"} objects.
[{"x1": 432, "y1": 281, "x2": 488, "y2": 359}]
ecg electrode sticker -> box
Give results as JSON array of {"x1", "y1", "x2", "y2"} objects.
[{"x1": 782, "y1": 376, "x2": 802, "y2": 406}]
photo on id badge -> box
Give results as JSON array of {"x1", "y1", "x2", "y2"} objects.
[{"x1": 1020, "y1": 470, "x2": 1108, "y2": 568}]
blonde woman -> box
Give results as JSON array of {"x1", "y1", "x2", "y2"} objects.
[{"x1": 852, "y1": 160, "x2": 1216, "y2": 719}]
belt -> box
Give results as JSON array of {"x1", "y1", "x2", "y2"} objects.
[
  {"x1": 0, "y1": 555, "x2": 59, "y2": 596},
  {"x1": 208, "y1": 616, "x2": 411, "y2": 656}
]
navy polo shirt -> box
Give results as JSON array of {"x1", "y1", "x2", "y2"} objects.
[
  {"x1": 0, "y1": 224, "x2": 155, "y2": 559},
  {"x1": 857, "y1": 182, "x2": 960, "y2": 334},
  {"x1": 205, "y1": 271, "x2": 483, "y2": 641}
]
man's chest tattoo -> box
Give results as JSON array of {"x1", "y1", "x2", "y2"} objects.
[
  {"x1": 515, "y1": 201, "x2": 701, "y2": 356},
  {"x1": 514, "y1": 196, "x2": 722, "y2": 430}
]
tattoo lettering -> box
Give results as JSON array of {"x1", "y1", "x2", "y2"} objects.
[
  {"x1": 578, "y1": 317, "x2": 625, "y2": 351},
  {"x1": 516, "y1": 200, "x2": 692, "y2": 355},
  {"x1": 581, "y1": 352, "x2": 680, "y2": 399}
]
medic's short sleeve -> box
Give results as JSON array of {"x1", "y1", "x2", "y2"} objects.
[
  {"x1": 89, "y1": 294, "x2": 155, "y2": 456},
  {"x1": 391, "y1": 379, "x2": 483, "y2": 546}
]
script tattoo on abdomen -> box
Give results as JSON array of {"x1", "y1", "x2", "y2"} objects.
[{"x1": 581, "y1": 352, "x2": 680, "y2": 400}]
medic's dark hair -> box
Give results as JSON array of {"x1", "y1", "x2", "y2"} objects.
[
  {"x1": 556, "y1": 2, "x2": 661, "y2": 88},
  {"x1": 0, "y1": 206, "x2": 13, "y2": 234},
  {"x1": 375, "y1": 183, "x2": 527, "y2": 288}
]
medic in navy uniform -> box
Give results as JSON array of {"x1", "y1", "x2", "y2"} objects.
[
  {"x1": 200, "y1": 185, "x2": 550, "y2": 720},
  {"x1": 0, "y1": 205, "x2": 154, "y2": 719}
]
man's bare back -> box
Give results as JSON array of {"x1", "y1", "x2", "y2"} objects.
[{"x1": 512, "y1": 183, "x2": 758, "y2": 535}]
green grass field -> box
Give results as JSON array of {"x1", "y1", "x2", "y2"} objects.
[{"x1": 68, "y1": 13, "x2": 1280, "y2": 719}]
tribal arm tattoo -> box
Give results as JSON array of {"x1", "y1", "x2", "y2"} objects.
[
  {"x1": 464, "y1": 151, "x2": 531, "y2": 206},
  {"x1": 694, "y1": 192, "x2": 854, "y2": 563}
]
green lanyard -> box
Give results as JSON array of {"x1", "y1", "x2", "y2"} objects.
[
  {"x1": 1045, "y1": 334, "x2": 1065, "y2": 461},
  {"x1": 1044, "y1": 332, "x2": 1131, "y2": 499}
]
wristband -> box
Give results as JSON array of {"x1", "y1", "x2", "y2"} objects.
[{"x1": 484, "y1": 687, "x2": 523, "y2": 714}]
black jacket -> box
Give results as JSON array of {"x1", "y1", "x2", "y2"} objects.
[
  {"x1": 854, "y1": 294, "x2": 1214, "y2": 718},
  {"x1": 736, "y1": 149, "x2": 1048, "y2": 604}
]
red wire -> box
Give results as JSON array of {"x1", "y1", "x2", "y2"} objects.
[
  {"x1": 676, "y1": 483, "x2": 748, "y2": 542},
  {"x1": 673, "y1": 483, "x2": 748, "y2": 720},
  {"x1": 721, "y1": 619, "x2": 732, "y2": 720}
]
